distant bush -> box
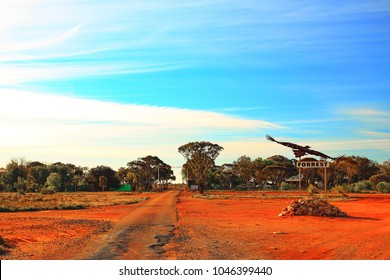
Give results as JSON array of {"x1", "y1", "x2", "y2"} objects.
[
  {"x1": 280, "y1": 182, "x2": 296, "y2": 190},
  {"x1": 40, "y1": 187, "x2": 56, "y2": 195},
  {"x1": 6, "y1": 185, "x2": 17, "y2": 192},
  {"x1": 376, "y1": 182, "x2": 390, "y2": 193},
  {"x1": 351, "y1": 180, "x2": 371, "y2": 193},
  {"x1": 307, "y1": 184, "x2": 320, "y2": 195},
  {"x1": 331, "y1": 185, "x2": 349, "y2": 194},
  {"x1": 369, "y1": 174, "x2": 390, "y2": 189}
]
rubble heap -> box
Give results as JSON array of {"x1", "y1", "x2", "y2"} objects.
[{"x1": 279, "y1": 198, "x2": 347, "y2": 217}]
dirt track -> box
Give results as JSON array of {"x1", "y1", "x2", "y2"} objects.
[{"x1": 74, "y1": 190, "x2": 179, "y2": 259}]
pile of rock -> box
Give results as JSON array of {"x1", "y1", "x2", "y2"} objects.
[{"x1": 279, "y1": 198, "x2": 347, "y2": 217}]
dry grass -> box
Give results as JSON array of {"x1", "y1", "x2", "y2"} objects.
[
  {"x1": 192, "y1": 190, "x2": 351, "y2": 201},
  {"x1": 0, "y1": 192, "x2": 149, "y2": 212}
]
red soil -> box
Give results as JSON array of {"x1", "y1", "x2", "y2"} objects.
[
  {"x1": 167, "y1": 191, "x2": 390, "y2": 260},
  {"x1": 0, "y1": 191, "x2": 389, "y2": 260}
]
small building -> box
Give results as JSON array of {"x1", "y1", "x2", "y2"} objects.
[{"x1": 284, "y1": 174, "x2": 304, "y2": 187}]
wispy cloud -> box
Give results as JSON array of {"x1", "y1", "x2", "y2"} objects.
[
  {"x1": 1, "y1": 0, "x2": 389, "y2": 87},
  {"x1": 0, "y1": 89, "x2": 282, "y2": 167},
  {"x1": 0, "y1": 61, "x2": 186, "y2": 85},
  {"x1": 0, "y1": 22, "x2": 83, "y2": 52},
  {"x1": 338, "y1": 107, "x2": 390, "y2": 130}
]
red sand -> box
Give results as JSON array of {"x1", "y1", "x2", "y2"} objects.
[{"x1": 0, "y1": 191, "x2": 389, "y2": 260}]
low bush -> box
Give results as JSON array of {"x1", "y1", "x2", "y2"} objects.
[
  {"x1": 331, "y1": 185, "x2": 349, "y2": 194},
  {"x1": 40, "y1": 187, "x2": 56, "y2": 195},
  {"x1": 351, "y1": 180, "x2": 371, "y2": 193},
  {"x1": 376, "y1": 182, "x2": 390, "y2": 193},
  {"x1": 307, "y1": 184, "x2": 321, "y2": 195},
  {"x1": 280, "y1": 182, "x2": 296, "y2": 190}
]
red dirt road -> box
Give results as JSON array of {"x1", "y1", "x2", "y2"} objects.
[{"x1": 0, "y1": 190, "x2": 389, "y2": 260}]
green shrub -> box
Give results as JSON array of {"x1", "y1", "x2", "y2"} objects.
[
  {"x1": 40, "y1": 187, "x2": 56, "y2": 195},
  {"x1": 332, "y1": 185, "x2": 348, "y2": 194},
  {"x1": 280, "y1": 182, "x2": 296, "y2": 190},
  {"x1": 307, "y1": 184, "x2": 320, "y2": 195},
  {"x1": 376, "y1": 182, "x2": 390, "y2": 193},
  {"x1": 6, "y1": 185, "x2": 17, "y2": 192},
  {"x1": 369, "y1": 174, "x2": 390, "y2": 189},
  {"x1": 351, "y1": 180, "x2": 371, "y2": 193}
]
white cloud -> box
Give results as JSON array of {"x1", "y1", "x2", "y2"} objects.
[
  {"x1": 0, "y1": 22, "x2": 83, "y2": 52},
  {"x1": 0, "y1": 89, "x2": 282, "y2": 169},
  {"x1": 338, "y1": 107, "x2": 390, "y2": 131}
]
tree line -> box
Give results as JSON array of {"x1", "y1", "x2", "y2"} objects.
[
  {"x1": 0, "y1": 156, "x2": 175, "y2": 193},
  {"x1": 178, "y1": 141, "x2": 390, "y2": 194},
  {"x1": 1, "y1": 141, "x2": 389, "y2": 194}
]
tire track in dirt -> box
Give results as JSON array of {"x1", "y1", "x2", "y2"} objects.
[{"x1": 73, "y1": 190, "x2": 180, "y2": 260}]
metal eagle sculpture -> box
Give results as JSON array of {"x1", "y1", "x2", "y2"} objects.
[{"x1": 266, "y1": 134, "x2": 342, "y2": 160}]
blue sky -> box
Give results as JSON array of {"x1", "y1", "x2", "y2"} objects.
[{"x1": 0, "y1": 0, "x2": 389, "y2": 180}]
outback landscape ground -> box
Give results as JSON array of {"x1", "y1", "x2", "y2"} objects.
[{"x1": 0, "y1": 189, "x2": 389, "y2": 260}]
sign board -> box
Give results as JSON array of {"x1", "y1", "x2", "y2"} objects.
[
  {"x1": 190, "y1": 185, "x2": 199, "y2": 191},
  {"x1": 296, "y1": 161, "x2": 329, "y2": 168}
]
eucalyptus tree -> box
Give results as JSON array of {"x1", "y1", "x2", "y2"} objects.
[
  {"x1": 88, "y1": 165, "x2": 120, "y2": 191},
  {"x1": 264, "y1": 155, "x2": 295, "y2": 188},
  {"x1": 178, "y1": 141, "x2": 223, "y2": 194},
  {"x1": 220, "y1": 163, "x2": 239, "y2": 189},
  {"x1": 127, "y1": 156, "x2": 175, "y2": 191},
  {"x1": 233, "y1": 155, "x2": 254, "y2": 190},
  {"x1": 1, "y1": 158, "x2": 28, "y2": 192},
  {"x1": 334, "y1": 157, "x2": 359, "y2": 186}
]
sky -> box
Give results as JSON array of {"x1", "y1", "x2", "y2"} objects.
[{"x1": 1, "y1": 0, "x2": 389, "y2": 181}]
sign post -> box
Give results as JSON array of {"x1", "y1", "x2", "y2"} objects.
[
  {"x1": 324, "y1": 162, "x2": 328, "y2": 199},
  {"x1": 296, "y1": 160, "x2": 330, "y2": 199},
  {"x1": 298, "y1": 157, "x2": 302, "y2": 198}
]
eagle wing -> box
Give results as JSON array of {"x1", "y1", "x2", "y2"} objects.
[
  {"x1": 266, "y1": 134, "x2": 308, "y2": 150},
  {"x1": 305, "y1": 148, "x2": 334, "y2": 160}
]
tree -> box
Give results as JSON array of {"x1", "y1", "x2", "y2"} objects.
[
  {"x1": 352, "y1": 156, "x2": 379, "y2": 181},
  {"x1": 233, "y1": 156, "x2": 254, "y2": 190},
  {"x1": 0, "y1": 168, "x2": 6, "y2": 191},
  {"x1": 178, "y1": 141, "x2": 223, "y2": 194},
  {"x1": 264, "y1": 155, "x2": 295, "y2": 188},
  {"x1": 220, "y1": 163, "x2": 240, "y2": 189},
  {"x1": 48, "y1": 162, "x2": 76, "y2": 192},
  {"x1": 88, "y1": 165, "x2": 119, "y2": 191},
  {"x1": 127, "y1": 156, "x2": 175, "y2": 191},
  {"x1": 27, "y1": 161, "x2": 50, "y2": 192},
  {"x1": 369, "y1": 159, "x2": 390, "y2": 190},
  {"x1": 115, "y1": 167, "x2": 131, "y2": 185},
  {"x1": 46, "y1": 172, "x2": 61, "y2": 192},
  {"x1": 379, "y1": 160, "x2": 390, "y2": 176},
  {"x1": 1, "y1": 158, "x2": 28, "y2": 192},
  {"x1": 253, "y1": 157, "x2": 272, "y2": 187},
  {"x1": 335, "y1": 157, "x2": 359, "y2": 186},
  {"x1": 99, "y1": 176, "x2": 108, "y2": 191}
]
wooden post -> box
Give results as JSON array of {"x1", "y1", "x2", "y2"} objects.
[
  {"x1": 298, "y1": 157, "x2": 302, "y2": 198},
  {"x1": 324, "y1": 162, "x2": 328, "y2": 200}
]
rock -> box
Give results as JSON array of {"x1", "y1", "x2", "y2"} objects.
[{"x1": 278, "y1": 198, "x2": 347, "y2": 217}]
